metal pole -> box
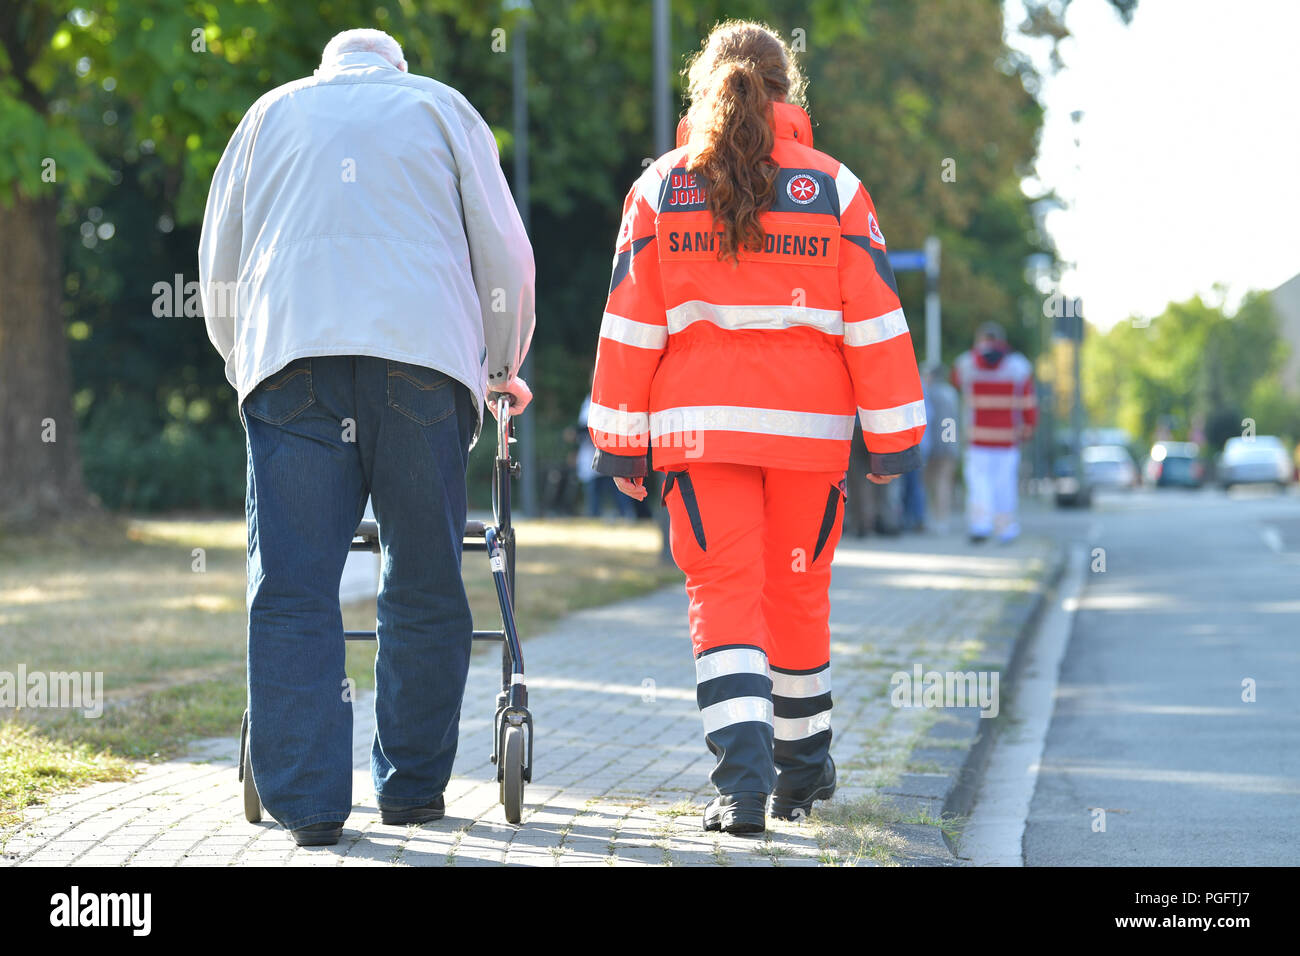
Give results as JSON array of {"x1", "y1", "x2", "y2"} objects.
[
  {"x1": 924, "y1": 235, "x2": 941, "y2": 368},
  {"x1": 1069, "y1": 110, "x2": 1085, "y2": 505},
  {"x1": 653, "y1": 0, "x2": 673, "y2": 564},
  {"x1": 512, "y1": 13, "x2": 537, "y2": 517},
  {"x1": 653, "y1": 0, "x2": 671, "y2": 154},
  {"x1": 1038, "y1": 286, "x2": 1051, "y2": 483},
  {"x1": 1072, "y1": 302, "x2": 1085, "y2": 499}
]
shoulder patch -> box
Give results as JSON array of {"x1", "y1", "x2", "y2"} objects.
[
  {"x1": 867, "y1": 211, "x2": 886, "y2": 247},
  {"x1": 786, "y1": 174, "x2": 820, "y2": 205}
]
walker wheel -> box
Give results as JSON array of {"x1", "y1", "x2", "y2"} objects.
[
  {"x1": 500, "y1": 724, "x2": 525, "y2": 824},
  {"x1": 240, "y1": 709, "x2": 262, "y2": 823}
]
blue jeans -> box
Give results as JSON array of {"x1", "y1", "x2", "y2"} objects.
[
  {"x1": 585, "y1": 475, "x2": 636, "y2": 519},
  {"x1": 243, "y1": 355, "x2": 476, "y2": 830},
  {"x1": 901, "y1": 464, "x2": 928, "y2": 530}
]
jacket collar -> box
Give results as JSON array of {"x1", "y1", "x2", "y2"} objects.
[
  {"x1": 675, "y1": 101, "x2": 814, "y2": 149},
  {"x1": 772, "y1": 102, "x2": 813, "y2": 145},
  {"x1": 315, "y1": 50, "x2": 400, "y2": 77}
]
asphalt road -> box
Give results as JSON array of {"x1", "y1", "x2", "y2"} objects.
[{"x1": 1019, "y1": 484, "x2": 1300, "y2": 865}]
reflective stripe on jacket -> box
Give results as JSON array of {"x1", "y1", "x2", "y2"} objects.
[{"x1": 589, "y1": 103, "x2": 926, "y2": 478}]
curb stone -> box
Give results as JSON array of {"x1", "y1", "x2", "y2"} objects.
[{"x1": 875, "y1": 541, "x2": 1071, "y2": 865}]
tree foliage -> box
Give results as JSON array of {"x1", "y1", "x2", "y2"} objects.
[
  {"x1": 1082, "y1": 292, "x2": 1299, "y2": 452},
  {"x1": 0, "y1": 0, "x2": 1112, "y2": 511}
]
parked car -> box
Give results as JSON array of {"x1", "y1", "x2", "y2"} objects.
[
  {"x1": 1144, "y1": 441, "x2": 1204, "y2": 488},
  {"x1": 1218, "y1": 436, "x2": 1292, "y2": 489},
  {"x1": 1053, "y1": 455, "x2": 1093, "y2": 508},
  {"x1": 1083, "y1": 444, "x2": 1139, "y2": 490}
]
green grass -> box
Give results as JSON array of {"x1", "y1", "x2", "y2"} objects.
[
  {"x1": 805, "y1": 794, "x2": 913, "y2": 867},
  {"x1": 31, "y1": 675, "x2": 250, "y2": 761},
  {"x1": 904, "y1": 759, "x2": 945, "y2": 774},
  {"x1": 0, "y1": 722, "x2": 135, "y2": 831},
  {"x1": 710, "y1": 839, "x2": 730, "y2": 866},
  {"x1": 903, "y1": 805, "x2": 965, "y2": 844},
  {"x1": 657, "y1": 800, "x2": 702, "y2": 819}
]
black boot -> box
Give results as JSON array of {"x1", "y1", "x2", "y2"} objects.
[
  {"x1": 380, "y1": 795, "x2": 446, "y2": 825},
  {"x1": 770, "y1": 756, "x2": 837, "y2": 821},
  {"x1": 289, "y1": 821, "x2": 345, "y2": 846},
  {"x1": 703, "y1": 792, "x2": 767, "y2": 834}
]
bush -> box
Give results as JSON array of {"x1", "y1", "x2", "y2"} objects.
[
  {"x1": 79, "y1": 396, "x2": 246, "y2": 512},
  {"x1": 80, "y1": 340, "x2": 602, "y2": 515}
]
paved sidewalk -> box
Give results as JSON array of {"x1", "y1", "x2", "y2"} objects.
[{"x1": 1, "y1": 530, "x2": 1052, "y2": 867}]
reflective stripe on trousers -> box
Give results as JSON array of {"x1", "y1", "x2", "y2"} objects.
[
  {"x1": 772, "y1": 662, "x2": 834, "y2": 792},
  {"x1": 666, "y1": 462, "x2": 844, "y2": 795}
]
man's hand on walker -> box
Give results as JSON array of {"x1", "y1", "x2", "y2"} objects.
[
  {"x1": 614, "y1": 476, "x2": 648, "y2": 501},
  {"x1": 867, "y1": 473, "x2": 900, "y2": 485},
  {"x1": 487, "y1": 376, "x2": 532, "y2": 418}
]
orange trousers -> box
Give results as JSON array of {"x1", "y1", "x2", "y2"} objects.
[{"x1": 661, "y1": 462, "x2": 844, "y2": 795}]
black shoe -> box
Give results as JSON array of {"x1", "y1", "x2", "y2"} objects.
[
  {"x1": 290, "y1": 821, "x2": 344, "y2": 847},
  {"x1": 380, "y1": 795, "x2": 446, "y2": 825},
  {"x1": 969, "y1": 533, "x2": 988, "y2": 544},
  {"x1": 702, "y1": 792, "x2": 767, "y2": 834},
  {"x1": 771, "y1": 757, "x2": 837, "y2": 821}
]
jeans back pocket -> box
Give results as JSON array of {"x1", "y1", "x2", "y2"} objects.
[
  {"x1": 386, "y1": 360, "x2": 455, "y2": 426},
  {"x1": 243, "y1": 359, "x2": 315, "y2": 426}
]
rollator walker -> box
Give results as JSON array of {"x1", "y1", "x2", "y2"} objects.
[{"x1": 239, "y1": 395, "x2": 536, "y2": 824}]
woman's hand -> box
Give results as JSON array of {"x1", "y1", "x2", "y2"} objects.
[
  {"x1": 614, "y1": 476, "x2": 648, "y2": 500},
  {"x1": 867, "y1": 473, "x2": 900, "y2": 485}
]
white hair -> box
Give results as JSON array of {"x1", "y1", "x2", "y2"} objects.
[{"x1": 322, "y1": 29, "x2": 407, "y2": 72}]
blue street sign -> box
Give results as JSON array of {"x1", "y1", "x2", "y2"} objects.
[{"x1": 888, "y1": 250, "x2": 928, "y2": 271}]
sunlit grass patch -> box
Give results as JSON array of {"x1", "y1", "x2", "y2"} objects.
[
  {"x1": 0, "y1": 720, "x2": 136, "y2": 831},
  {"x1": 657, "y1": 799, "x2": 703, "y2": 819},
  {"x1": 805, "y1": 794, "x2": 911, "y2": 866}
]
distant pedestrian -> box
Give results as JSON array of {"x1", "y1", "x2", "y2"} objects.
[
  {"x1": 845, "y1": 419, "x2": 903, "y2": 537},
  {"x1": 923, "y1": 363, "x2": 961, "y2": 533},
  {"x1": 951, "y1": 322, "x2": 1036, "y2": 543},
  {"x1": 901, "y1": 377, "x2": 931, "y2": 531},
  {"x1": 577, "y1": 393, "x2": 635, "y2": 521}
]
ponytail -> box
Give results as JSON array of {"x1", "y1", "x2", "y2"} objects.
[
  {"x1": 687, "y1": 61, "x2": 778, "y2": 263},
  {"x1": 683, "y1": 21, "x2": 806, "y2": 264}
]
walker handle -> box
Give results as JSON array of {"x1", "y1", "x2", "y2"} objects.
[{"x1": 493, "y1": 393, "x2": 514, "y2": 462}]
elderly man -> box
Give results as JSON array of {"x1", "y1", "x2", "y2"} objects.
[{"x1": 199, "y1": 29, "x2": 535, "y2": 846}]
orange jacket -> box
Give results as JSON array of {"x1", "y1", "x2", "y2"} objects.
[{"x1": 589, "y1": 102, "x2": 925, "y2": 478}]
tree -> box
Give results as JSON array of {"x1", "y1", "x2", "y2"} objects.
[
  {"x1": 1081, "y1": 291, "x2": 1297, "y2": 450},
  {"x1": 4, "y1": 0, "x2": 1134, "y2": 516},
  {"x1": 808, "y1": 0, "x2": 1048, "y2": 360},
  {"x1": 0, "y1": 2, "x2": 102, "y2": 522},
  {"x1": 0, "y1": 0, "x2": 506, "y2": 519}
]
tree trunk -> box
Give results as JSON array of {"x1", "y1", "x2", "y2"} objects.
[{"x1": 0, "y1": 195, "x2": 91, "y2": 524}]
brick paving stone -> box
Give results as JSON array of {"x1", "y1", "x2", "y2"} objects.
[{"x1": 1, "y1": 532, "x2": 1050, "y2": 868}]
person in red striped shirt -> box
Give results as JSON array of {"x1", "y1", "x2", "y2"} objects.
[{"x1": 951, "y1": 322, "x2": 1037, "y2": 543}]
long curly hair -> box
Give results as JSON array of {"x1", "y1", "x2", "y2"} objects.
[{"x1": 683, "y1": 21, "x2": 807, "y2": 264}]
